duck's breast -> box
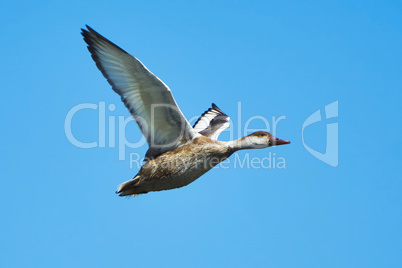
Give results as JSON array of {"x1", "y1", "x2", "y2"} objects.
[{"x1": 138, "y1": 137, "x2": 232, "y2": 191}]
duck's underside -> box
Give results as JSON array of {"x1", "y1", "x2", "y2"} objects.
[{"x1": 117, "y1": 137, "x2": 232, "y2": 196}]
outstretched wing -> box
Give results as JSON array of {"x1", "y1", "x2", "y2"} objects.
[
  {"x1": 193, "y1": 103, "x2": 230, "y2": 140},
  {"x1": 82, "y1": 26, "x2": 199, "y2": 160}
]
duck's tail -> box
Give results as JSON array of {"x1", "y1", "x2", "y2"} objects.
[{"x1": 116, "y1": 175, "x2": 146, "y2": 197}]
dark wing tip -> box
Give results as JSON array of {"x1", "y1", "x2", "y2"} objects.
[
  {"x1": 83, "y1": 25, "x2": 102, "y2": 38},
  {"x1": 81, "y1": 28, "x2": 88, "y2": 38},
  {"x1": 211, "y1": 103, "x2": 227, "y2": 116},
  {"x1": 85, "y1": 24, "x2": 94, "y2": 32},
  {"x1": 80, "y1": 25, "x2": 130, "y2": 55},
  {"x1": 81, "y1": 25, "x2": 95, "y2": 37}
]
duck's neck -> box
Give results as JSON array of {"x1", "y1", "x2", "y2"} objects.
[{"x1": 226, "y1": 136, "x2": 265, "y2": 152}]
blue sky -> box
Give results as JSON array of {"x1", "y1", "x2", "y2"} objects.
[{"x1": 1, "y1": 0, "x2": 402, "y2": 267}]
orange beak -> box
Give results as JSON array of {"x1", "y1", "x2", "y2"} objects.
[{"x1": 272, "y1": 137, "x2": 291, "y2": 146}]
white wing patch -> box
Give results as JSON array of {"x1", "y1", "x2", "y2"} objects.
[{"x1": 193, "y1": 103, "x2": 230, "y2": 140}]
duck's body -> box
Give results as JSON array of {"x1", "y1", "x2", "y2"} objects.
[
  {"x1": 81, "y1": 26, "x2": 290, "y2": 197},
  {"x1": 119, "y1": 136, "x2": 232, "y2": 196}
]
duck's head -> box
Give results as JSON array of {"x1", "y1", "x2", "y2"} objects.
[{"x1": 245, "y1": 131, "x2": 290, "y2": 149}]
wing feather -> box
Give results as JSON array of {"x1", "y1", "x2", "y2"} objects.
[
  {"x1": 193, "y1": 103, "x2": 230, "y2": 140},
  {"x1": 82, "y1": 26, "x2": 199, "y2": 160}
]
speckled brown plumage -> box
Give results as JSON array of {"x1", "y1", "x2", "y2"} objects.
[{"x1": 117, "y1": 136, "x2": 234, "y2": 196}]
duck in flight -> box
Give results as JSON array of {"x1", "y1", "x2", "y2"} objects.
[{"x1": 81, "y1": 25, "x2": 290, "y2": 197}]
